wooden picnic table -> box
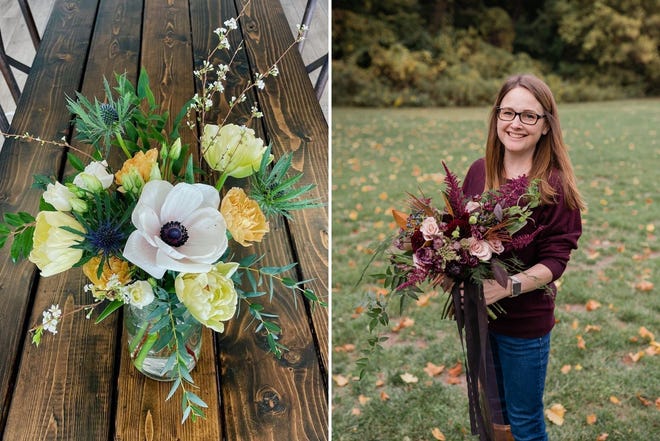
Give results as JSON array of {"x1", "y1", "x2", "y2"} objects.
[{"x1": 0, "y1": 0, "x2": 328, "y2": 439}]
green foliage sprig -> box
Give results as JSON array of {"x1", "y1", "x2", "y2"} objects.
[{"x1": 248, "y1": 146, "x2": 324, "y2": 219}]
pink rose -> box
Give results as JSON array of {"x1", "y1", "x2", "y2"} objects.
[
  {"x1": 465, "y1": 201, "x2": 481, "y2": 213},
  {"x1": 468, "y1": 237, "x2": 492, "y2": 261},
  {"x1": 488, "y1": 239, "x2": 505, "y2": 254},
  {"x1": 420, "y1": 216, "x2": 440, "y2": 240}
]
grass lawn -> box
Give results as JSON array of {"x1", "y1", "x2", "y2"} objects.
[{"x1": 331, "y1": 99, "x2": 660, "y2": 441}]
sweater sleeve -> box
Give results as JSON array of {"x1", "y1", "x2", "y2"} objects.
[{"x1": 534, "y1": 176, "x2": 582, "y2": 281}]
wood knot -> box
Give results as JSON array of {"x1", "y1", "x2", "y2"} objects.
[
  {"x1": 283, "y1": 349, "x2": 303, "y2": 366},
  {"x1": 256, "y1": 386, "x2": 286, "y2": 416}
]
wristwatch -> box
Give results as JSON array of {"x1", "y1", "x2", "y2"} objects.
[{"x1": 509, "y1": 275, "x2": 522, "y2": 297}]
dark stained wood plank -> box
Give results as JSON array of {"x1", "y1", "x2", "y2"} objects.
[
  {"x1": 2, "y1": 0, "x2": 144, "y2": 439},
  {"x1": 240, "y1": 0, "x2": 329, "y2": 372},
  {"x1": 113, "y1": 0, "x2": 223, "y2": 438},
  {"x1": 0, "y1": 0, "x2": 102, "y2": 435},
  {"x1": 188, "y1": 1, "x2": 328, "y2": 439}
]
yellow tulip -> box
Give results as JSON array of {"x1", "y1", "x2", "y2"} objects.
[{"x1": 29, "y1": 211, "x2": 84, "y2": 277}]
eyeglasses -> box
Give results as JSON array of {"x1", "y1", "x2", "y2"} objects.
[{"x1": 496, "y1": 107, "x2": 545, "y2": 125}]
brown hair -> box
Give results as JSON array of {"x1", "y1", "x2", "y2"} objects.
[{"x1": 485, "y1": 74, "x2": 585, "y2": 210}]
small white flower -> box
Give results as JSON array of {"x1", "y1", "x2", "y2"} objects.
[
  {"x1": 250, "y1": 105, "x2": 263, "y2": 118},
  {"x1": 42, "y1": 304, "x2": 62, "y2": 335},
  {"x1": 224, "y1": 18, "x2": 237, "y2": 30},
  {"x1": 269, "y1": 65, "x2": 279, "y2": 77},
  {"x1": 73, "y1": 160, "x2": 114, "y2": 192},
  {"x1": 43, "y1": 182, "x2": 78, "y2": 211},
  {"x1": 256, "y1": 79, "x2": 265, "y2": 90}
]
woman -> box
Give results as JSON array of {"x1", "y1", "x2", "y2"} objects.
[{"x1": 462, "y1": 74, "x2": 584, "y2": 441}]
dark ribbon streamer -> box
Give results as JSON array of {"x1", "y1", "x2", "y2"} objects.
[{"x1": 452, "y1": 282, "x2": 503, "y2": 441}]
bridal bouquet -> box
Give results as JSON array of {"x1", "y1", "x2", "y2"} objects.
[
  {"x1": 0, "y1": 3, "x2": 322, "y2": 424},
  {"x1": 363, "y1": 162, "x2": 541, "y2": 332}
]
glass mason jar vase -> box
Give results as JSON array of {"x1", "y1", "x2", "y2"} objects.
[{"x1": 123, "y1": 302, "x2": 202, "y2": 381}]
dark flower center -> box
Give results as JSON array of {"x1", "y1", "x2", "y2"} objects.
[{"x1": 160, "y1": 221, "x2": 189, "y2": 247}]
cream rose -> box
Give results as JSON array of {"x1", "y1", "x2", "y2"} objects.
[
  {"x1": 174, "y1": 262, "x2": 239, "y2": 332},
  {"x1": 29, "y1": 211, "x2": 84, "y2": 277},
  {"x1": 467, "y1": 237, "x2": 493, "y2": 261},
  {"x1": 419, "y1": 216, "x2": 440, "y2": 240},
  {"x1": 125, "y1": 281, "x2": 155, "y2": 309},
  {"x1": 201, "y1": 123, "x2": 269, "y2": 178}
]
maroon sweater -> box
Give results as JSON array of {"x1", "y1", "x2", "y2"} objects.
[{"x1": 462, "y1": 158, "x2": 582, "y2": 338}]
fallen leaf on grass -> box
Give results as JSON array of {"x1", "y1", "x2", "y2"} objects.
[
  {"x1": 424, "y1": 362, "x2": 445, "y2": 377},
  {"x1": 635, "y1": 280, "x2": 654, "y2": 292},
  {"x1": 646, "y1": 341, "x2": 660, "y2": 356},
  {"x1": 585, "y1": 324, "x2": 602, "y2": 333},
  {"x1": 400, "y1": 372, "x2": 419, "y2": 384},
  {"x1": 560, "y1": 364, "x2": 572, "y2": 374},
  {"x1": 333, "y1": 374, "x2": 350, "y2": 387},
  {"x1": 380, "y1": 390, "x2": 390, "y2": 401},
  {"x1": 351, "y1": 407, "x2": 361, "y2": 416},
  {"x1": 609, "y1": 396, "x2": 621, "y2": 405},
  {"x1": 586, "y1": 414, "x2": 597, "y2": 425},
  {"x1": 358, "y1": 395, "x2": 370, "y2": 405},
  {"x1": 392, "y1": 316, "x2": 415, "y2": 332},
  {"x1": 636, "y1": 393, "x2": 652, "y2": 407},
  {"x1": 447, "y1": 361, "x2": 463, "y2": 377},
  {"x1": 656, "y1": 398, "x2": 660, "y2": 410},
  {"x1": 585, "y1": 299, "x2": 602, "y2": 311},
  {"x1": 416, "y1": 291, "x2": 437, "y2": 307},
  {"x1": 639, "y1": 326, "x2": 655, "y2": 341},
  {"x1": 334, "y1": 343, "x2": 356, "y2": 353},
  {"x1": 596, "y1": 433, "x2": 609, "y2": 441},
  {"x1": 577, "y1": 335, "x2": 586, "y2": 350},
  {"x1": 431, "y1": 428, "x2": 446, "y2": 440},
  {"x1": 545, "y1": 403, "x2": 566, "y2": 425},
  {"x1": 624, "y1": 351, "x2": 645, "y2": 363}
]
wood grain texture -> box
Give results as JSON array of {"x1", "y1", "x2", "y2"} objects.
[
  {"x1": 241, "y1": 0, "x2": 329, "y2": 372},
  {"x1": 2, "y1": 0, "x2": 146, "y2": 439},
  {"x1": 191, "y1": 1, "x2": 329, "y2": 439},
  {"x1": 113, "y1": 0, "x2": 222, "y2": 438},
  {"x1": 0, "y1": 0, "x2": 101, "y2": 435}
]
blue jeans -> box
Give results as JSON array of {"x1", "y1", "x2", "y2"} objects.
[{"x1": 489, "y1": 331, "x2": 551, "y2": 441}]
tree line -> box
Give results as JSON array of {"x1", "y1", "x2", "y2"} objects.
[{"x1": 332, "y1": 0, "x2": 660, "y2": 106}]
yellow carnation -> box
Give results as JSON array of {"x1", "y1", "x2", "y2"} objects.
[
  {"x1": 82, "y1": 255, "x2": 131, "y2": 289},
  {"x1": 220, "y1": 187, "x2": 269, "y2": 246},
  {"x1": 114, "y1": 148, "x2": 160, "y2": 192}
]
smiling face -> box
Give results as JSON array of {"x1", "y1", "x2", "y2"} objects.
[{"x1": 496, "y1": 86, "x2": 549, "y2": 156}]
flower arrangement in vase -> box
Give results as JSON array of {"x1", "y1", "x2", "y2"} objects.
[{"x1": 0, "y1": 1, "x2": 323, "y2": 423}]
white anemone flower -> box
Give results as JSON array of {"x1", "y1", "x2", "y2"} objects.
[{"x1": 123, "y1": 180, "x2": 228, "y2": 279}]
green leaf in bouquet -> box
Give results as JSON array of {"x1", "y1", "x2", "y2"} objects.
[
  {"x1": 66, "y1": 152, "x2": 86, "y2": 172},
  {"x1": 32, "y1": 174, "x2": 53, "y2": 191},
  {"x1": 259, "y1": 262, "x2": 298, "y2": 275},
  {"x1": 249, "y1": 146, "x2": 323, "y2": 219},
  {"x1": 10, "y1": 225, "x2": 34, "y2": 262},
  {"x1": 95, "y1": 299, "x2": 124, "y2": 323}
]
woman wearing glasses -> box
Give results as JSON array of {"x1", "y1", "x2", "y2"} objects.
[{"x1": 461, "y1": 74, "x2": 584, "y2": 441}]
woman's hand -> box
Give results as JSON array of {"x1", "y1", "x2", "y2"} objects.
[{"x1": 482, "y1": 279, "x2": 511, "y2": 305}]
